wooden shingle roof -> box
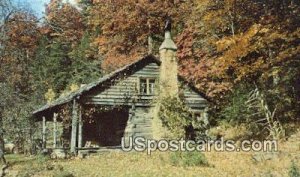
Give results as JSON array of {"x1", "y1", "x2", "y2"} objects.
[{"x1": 33, "y1": 55, "x2": 160, "y2": 117}]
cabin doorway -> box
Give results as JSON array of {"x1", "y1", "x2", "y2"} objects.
[{"x1": 83, "y1": 108, "x2": 129, "y2": 147}]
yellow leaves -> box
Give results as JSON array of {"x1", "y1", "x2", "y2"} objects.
[
  {"x1": 268, "y1": 31, "x2": 287, "y2": 42},
  {"x1": 59, "y1": 83, "x2": 80, "y2": 98},
  {"x1": 94, "y1": 36, "x2": 106, "y2": 46},
  {"x1": 50, "y1": 32, "x2": 61, "y2": 37},
  {"x1": 45, "y1": 88, "x2": 56, "y2": 104},
  {"x1": 260, "y1": 27, "x2": 269, "y2": 34},
  {"x1": 213, "y1": 24, "x2": 264, "y2": 81},
  {"x1": 245, "y1": 24, "x2": 261, "y2": 37},
  {"x1": 195, "y1": 0, "x2": 210, "y2": 9},
  {"x1": 69, "y1": 83, "x2": 79, "y2": 92},
  {"x1": 216, "y1": 37, "x2": 236, "y2": 52}
]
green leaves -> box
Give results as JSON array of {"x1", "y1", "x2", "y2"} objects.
[
  {"x1": 68, "y1": 32, "x2": 101, "y2": 85},
  {"x1": 158, "y1": 96, "x2": 194, "y2": 138}
]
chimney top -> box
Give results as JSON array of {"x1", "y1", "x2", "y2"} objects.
[{"x1": 159, "y1": 17, "x2": 177, "y2": 51}]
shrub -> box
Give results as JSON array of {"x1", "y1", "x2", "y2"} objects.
[
  {"x1": 289, "y1": 161, "x2": 300, "y2": 177},
  {"x1": 169, "y1": 151, "x2": 209, "y2": 167},
  {"x1": 158, "y1": 96, "x2": 191, "y2": 138},
  {"x1": 220, "y1": 86, "x2": 252, "y2": 125},
  {"x1": 158, "y1": 96, "x2": 206, "y2": 139},
  {"x1": 219, "y1": 85, "x2": 286, "y2": 139}
]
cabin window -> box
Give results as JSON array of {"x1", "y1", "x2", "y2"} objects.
[
  {"x1": 148, "y1": 79, "x2": 155, "y2": 94},
  {"x1": 139, "y1": 78, "x2": 155, "y2": 95},
  {"x1": 140, "y1": 78, "x2": 147, "y2": 94}
]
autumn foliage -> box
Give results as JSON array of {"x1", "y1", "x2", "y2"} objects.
[
  {"x1": 0, "y1": 0, "x2": 299, "y2": 145},
  {"x1": 87, "y1": 0, "x2": 192, "y2": 71}
]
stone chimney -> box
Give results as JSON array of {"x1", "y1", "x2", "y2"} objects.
[
  {"x1": 151, "y1": 18, "x2": 178, "y2": 139},
  {"x1": 158, "y1": 18, "x2": 178, "y2": 97}
]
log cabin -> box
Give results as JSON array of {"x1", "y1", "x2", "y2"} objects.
[{"x1": 32, "y1": 22, "x2": 209, "y2": 155}]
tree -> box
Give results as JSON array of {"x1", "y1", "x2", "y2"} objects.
[
  {"x1": 87, "y1": 0, "x2": 192, "y2": 72},
  {"x1": 0, "y1": 11, "x2": 39, "y2": 93},
  {"x1": 68, "y1": 32, "x2": 102, "y2": 85},
  {"x1": 0, "y1": 0, "x2": 15, "y2": 166},
  {"x1": 0, "y1": 4, "x2": 40, "y2": 158},
  {"x1": 45, "y1": 0, "x2": 85, "y2": 46}
]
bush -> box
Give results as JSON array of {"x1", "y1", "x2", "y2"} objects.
[
  {"x1": 169, "y1": 151, "x2": 209, "y2": 167},
  {"x1": 158, "y1": 96, "x2": 206, "y2": 139},
  {"x1": 220, "y1": 86, "x2": 252, "y2": 125},
  {"x1": 289, "y1": 161, "x2": 300, "y2": 177},
  {"x1": 158, "y1": 96, "x2": 191, "y2": 138}
]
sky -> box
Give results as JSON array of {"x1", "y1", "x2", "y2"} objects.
[{"x1": 12, "y1": 0, "x2": 78, "y2": 17}]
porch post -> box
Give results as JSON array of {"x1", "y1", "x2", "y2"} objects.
[
  {"x1": 70, "y1": 99, "x2": 78, "y2": 154},
  {"x1": 78, "y1": 105, "x2": 83, "y2": 148},
  {"x1": 42, "y1": 116, "x2": 46, "y2": 149},
  {"x1": 53, "y1": 112, "x2": 58, "y2": 148},
  {"x1": 203, "y1": 107, "x2": 209, "y2": 127}
]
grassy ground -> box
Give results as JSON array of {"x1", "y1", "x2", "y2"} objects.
[{"x1": 3, "y1": 137, "x2": 300, "y2": 177}]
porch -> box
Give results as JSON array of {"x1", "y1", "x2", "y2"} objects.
[{"x1": 37, "y1": 103, "x2": 134, "y2": 155}]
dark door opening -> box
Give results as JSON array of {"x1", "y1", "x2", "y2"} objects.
[{"x1": 83, "y1": 108, "x2": 129, "y2": 147}]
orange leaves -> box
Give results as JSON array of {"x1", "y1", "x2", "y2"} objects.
[
  {"x1": 4, "y1": 12, "x2": 39, "y2": 50},
  {"x1": 212, "y1": 24, "x2": 264, "y2": 82},
  {"x1": 87, "y1": 0, "x2": 192, "y2": 72},
  {"x1": 176, "y1": 0, "x2": 299, "y2": 102},
  {"x1": 101, "y1": 50, "x2": 143, "y2": 72},
  {"x1": 0, "y1": 11, "x2": 40, "y2": 91},
  {"x1": 94, "y1": 36, "x2": 107, "y2": 47},
  {"x1": 209, "y1": 18, "x2": 298, "y2": 88},
  {"x1": 45, "y1": 1, "x2": 84, "y2": 45},
  {"x1": 216, "y1": 37, "x2": 236, "y2": 52}
]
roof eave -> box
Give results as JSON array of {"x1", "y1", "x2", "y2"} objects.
[{"x1": 32, "y1": 54, "x2": 160, "y2": 117}]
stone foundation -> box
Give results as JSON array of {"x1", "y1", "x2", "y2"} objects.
[{"x1": 123, "y1": 107, "x2": 153, "y2": 145}]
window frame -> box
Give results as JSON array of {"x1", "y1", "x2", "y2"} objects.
[{"x1": 137, "y1": 77, "x2": 156, "y2": 95}]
